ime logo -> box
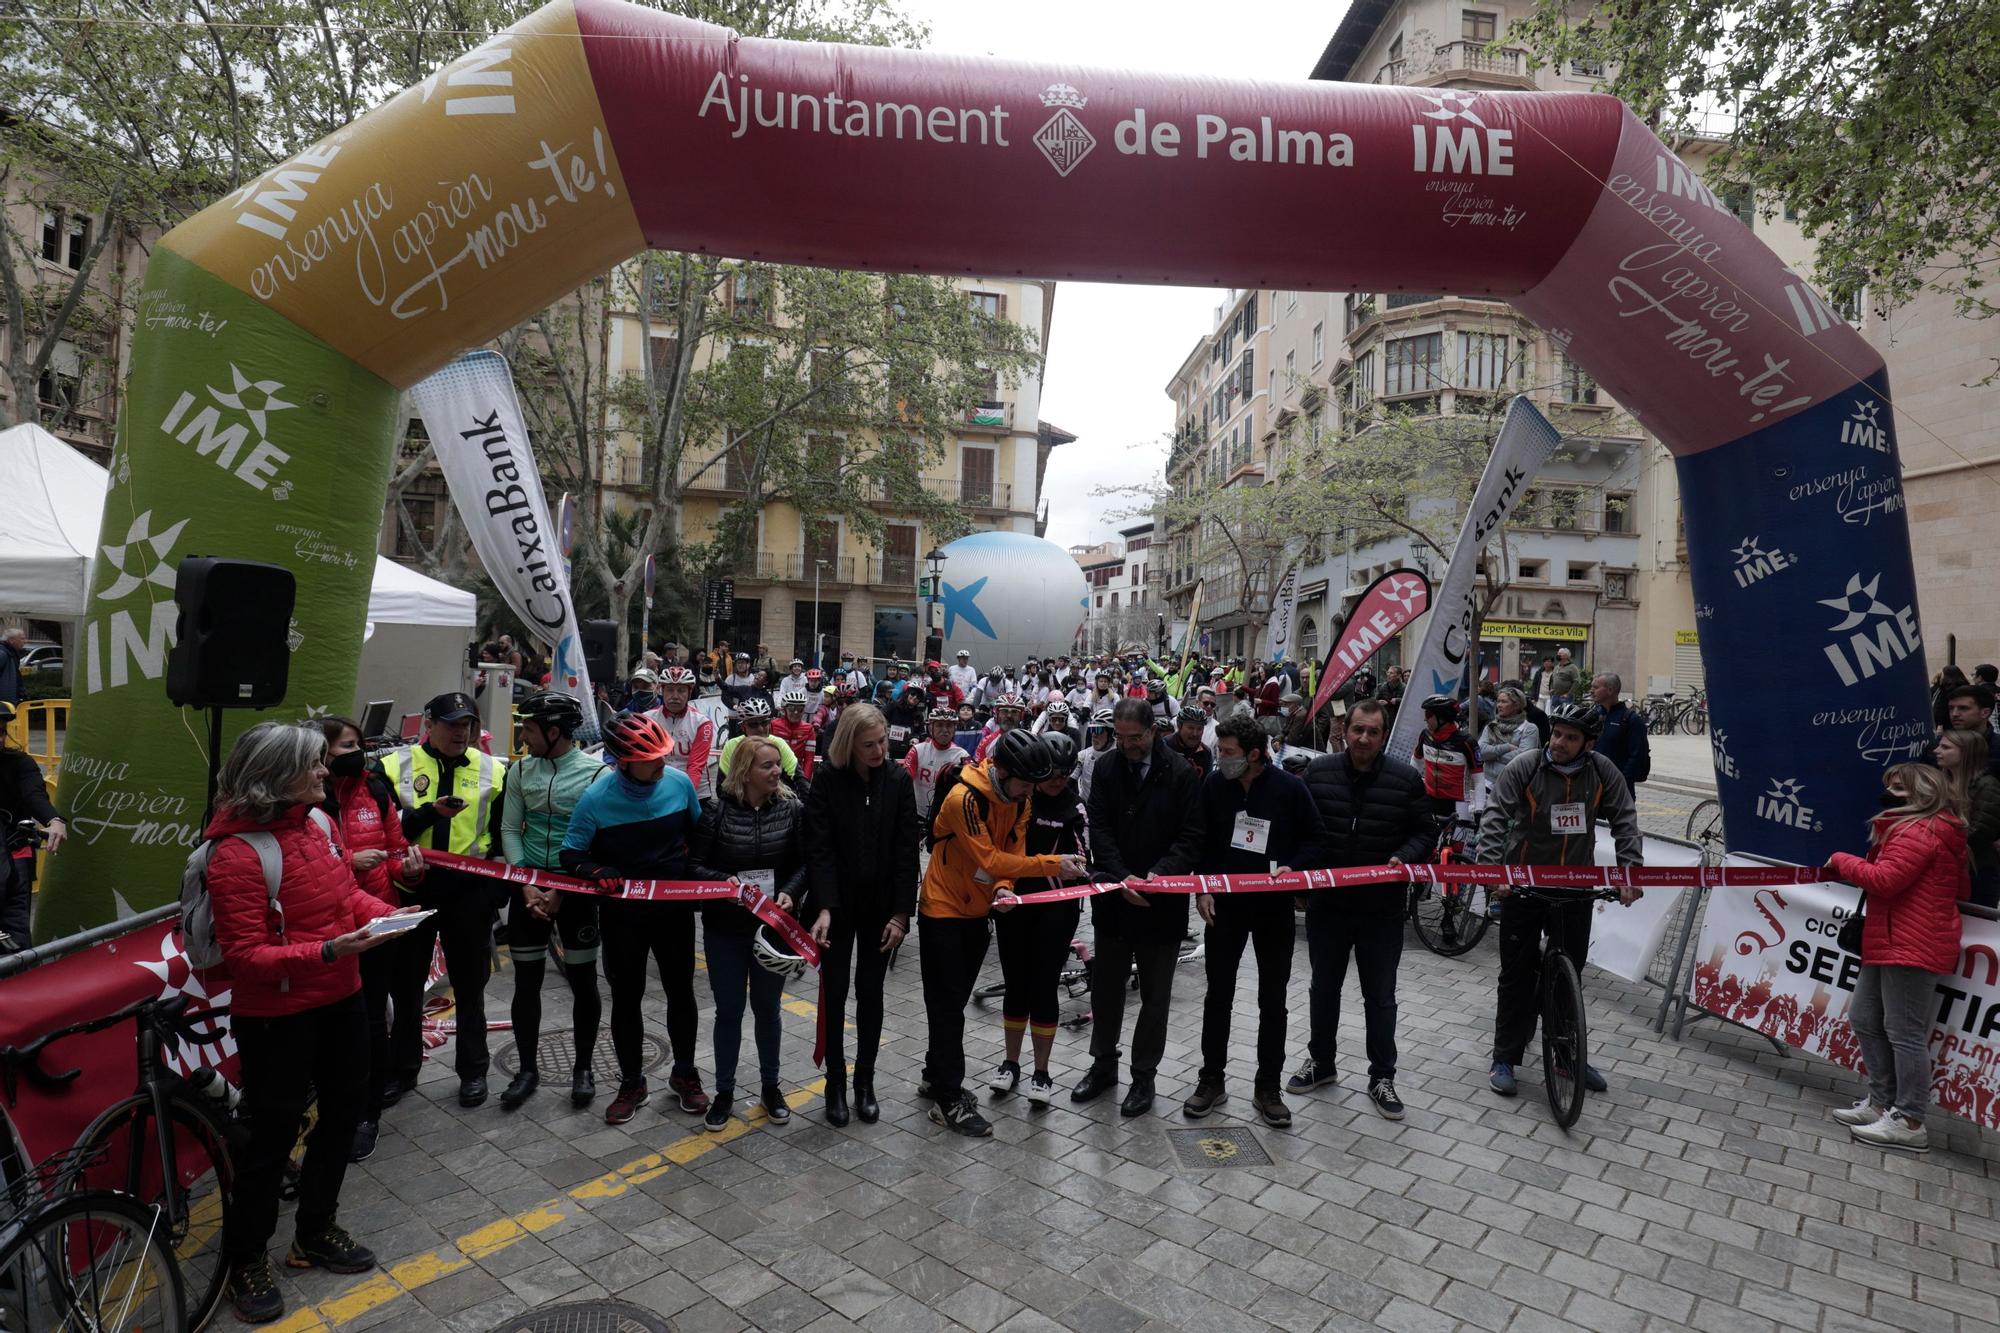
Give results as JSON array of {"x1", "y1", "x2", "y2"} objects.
[
  {"x1": 1755, "y1": 777, "x2": 1820, "y2": 833},
  {"x1": 1840, "y1": 400, "x2": 1889, "y2": 453},
  {"x1": 1819, "y1": 572, "x2": 1920, "y2": 687},
  {"x1": 1729, "y1": 536, "x2": 1795, "y2": 589}
]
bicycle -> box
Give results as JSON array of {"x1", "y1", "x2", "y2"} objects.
[
  {"x1": 0, "y1": 994, "x2": 235, "y2": 1331},
  {"x1": 973, "y1": 938, "x2": 1095, "y2": 1030},
  {"x1": 1498, "y1": 884, "x2": 1621, "y2": 1130},
  {"x1": 1644, "y1": 689, "x2": 1708, "y2": 736},
  {"x1": 1410, "y1": 813, "x2": 1490, "y2": 957},
  {"x1": 0, "y1": 1183, "x2": 187, "y2": 1333},
  {"x1": 1686, "y1": 799, "x2": 1725, "y2": 862}
]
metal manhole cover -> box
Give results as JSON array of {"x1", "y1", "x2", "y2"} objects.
[
  {"x1": 493, "y1": 1028, "x2": 666, "y2": 1080},
  {"x1": 1166, "y1": 1126, "x2": 1273, "y2": 1169},
  {"x1": 489, "y1": 1300, "x2": 673, "y2": 1333}
]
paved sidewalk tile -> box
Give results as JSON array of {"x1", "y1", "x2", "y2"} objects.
[{"x1": 263, "y1": 793, "x2": 2000, "y2": 1331}]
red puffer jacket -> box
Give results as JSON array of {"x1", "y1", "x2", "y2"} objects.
[
  {"x1": 1829, "y1": 813, "x2": 1970, "y2": 974},
  {"x1": 207, "y1": 803, "x2": 395, "y2": 1017},
  {"x1": 325, "y1": 773, "x2": 414, "y2": 906}
]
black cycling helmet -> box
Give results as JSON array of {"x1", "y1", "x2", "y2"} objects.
[
  {"x1": 1421, "y1": 693, "x2": 1459, "y2": 717},
  {"x1": 518, "y1": 690, "x2": 584, "y2": 736},
  {"x1": 990, "y1": 729, "x2": 1056, "y2": 783},
  {"x1": 1042, "y1": 731, "x2": 1080, "y2": 776},
  {"x1": 1548, "y1": 701, "x2": 1602, "y2": 738}
]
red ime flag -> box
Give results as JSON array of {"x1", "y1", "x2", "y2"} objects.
[{"x1": 1307, "y1": 569, "x2": 1432, "y2": 720}]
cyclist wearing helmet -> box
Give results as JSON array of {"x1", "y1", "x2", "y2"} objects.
[
  {"x1": 1032, "y1": 697, "x2": 1081, "y2": 747},
  {"x1": 881, "y1": 679, "x2": 929, "y2": 761},
  {"x1": 904, "y1": 708, "x2": 971, "y2": 818},
  {"x1": 1076, "y1": 706, "x2": 1116, "y2": 805},
  {"x1": 560, "y1": 712, "x2": 711, "y2": 1125},
  {"x1": 719, "y1": 697, "x2": 797, "y2": 780},
  {"x1": 688, "y1": 734, "x2": 807, "y2": 1132},
  {"x1": 1167, "y1": 705, "x2": 1213, "y2": 777},
  {"x1": 1417, "y1": 693, "x2": 1481, "y2": 820},
  {"x1": 1477, "y1": 701, "x2": 1643, "y2": 1100},
  {"x1": 920, "y1": 729, "x2": 1089, "y2": 1136},
  {"x1": 651, "y1": 667, "x2": 715, "y2": 807},
  {"x1": 973, "y1": 693, "x2": 1028, "y2": 761},
  {"x1": 989, "y1": 731, "x2": 1087, "y2": 1108},
  {"x1": 770, "y1": 690, "x2": 819, "y2": 783},
  {"x1": 496, "y1": 691, "x2": 605, "y2": 1111}
]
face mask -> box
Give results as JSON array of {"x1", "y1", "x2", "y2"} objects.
[
  {"x1": 329, "y1": 750, "x2": 365, "y2": 779},
  {"x1": 1216, "y1": 755, "x2": 1250, "y2": 780},
  {"x1": 1880, "y1": 789, "x2": 1905, "y2": 809}
]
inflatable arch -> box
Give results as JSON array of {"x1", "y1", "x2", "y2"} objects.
[{"x1": 40, "y1": 0, "x2": 1924, "y2": 934}]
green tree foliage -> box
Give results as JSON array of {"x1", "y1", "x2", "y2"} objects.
[
  {"x1": 0, "y1": 0, "x2": 513, "y2": 429},
  {"x1": 1511, "y1": 0, "x2": 2000, "y2": 322}
]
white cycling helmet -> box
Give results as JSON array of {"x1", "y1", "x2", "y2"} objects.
[
  {"x1": 753, "y1": 923, "x2": 809, "y2": 981},
  {"x1": 778, "y1": 689, "x2": 808, "y2": 709}
]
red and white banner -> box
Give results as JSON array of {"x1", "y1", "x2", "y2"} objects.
[
  {"x1": 1308, "y1": 568, "x2": 1432, "y2": 719},
  {"x1": 1694, "y1": 880, "x2": 2000, "y2": 1129}
]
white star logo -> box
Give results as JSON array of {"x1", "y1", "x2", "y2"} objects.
[
  {"x1": 1384, "y1": 575, "x2": 1424, "y2": 614},
  {"x1": 208, "y1": 364, "x2": 293, "y2": 438},
  {"x1": 1851, "y1": 399, "x2": 1879, "y2": 427},
  {"x1": 1731, "y1": 537, "x2": 1767, "y2": 564},
  {"x1": 99, "y1": 510, "x2": 190, "y2": 601},
  {"x1": 1710, "y1": 728, "x2": 1729, "y2": 751},
  {"x1": 1765, "y1": 777, "x2": 1805, "y2": 806},
  {"x1": 1818, "y1": 572, "x2": 1895, "y2": 633},
  {"x1": 1417, "y1": 90, "x2": 1486, "y2": 128},
  {"x1": 135, "y1": 929, "x2": 212, "y2": 1004}
]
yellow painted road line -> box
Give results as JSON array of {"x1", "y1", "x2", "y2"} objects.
[{"x1": 269, "y1": 985, "x2": 830, "y2": 1331}]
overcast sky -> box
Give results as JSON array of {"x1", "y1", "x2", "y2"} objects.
[{"x1": 908, "y1": 0, "x2": 1346, "y2": 549}]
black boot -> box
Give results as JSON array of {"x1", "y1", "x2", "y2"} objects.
[
  {"x1": 853, "y1": 1075, "x2": 880, "y2": 1124},
  {"x1": 824, "y1": 1078, "x2": 851, "y2": 1127},
  {"x1": 571, "y1": 1066, "x2": 596, "y2": 1108},
  {"x1": 500, "y1": 1068, "x2": 539, "y2": 1111}
]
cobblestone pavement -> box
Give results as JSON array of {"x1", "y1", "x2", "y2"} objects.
[{"x1": 264, "y1": 779, "x2": 2000, "y2": 1333}]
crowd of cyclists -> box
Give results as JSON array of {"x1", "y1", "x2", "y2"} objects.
[{"x1": 4, "y1": 629, "x2": 1985, "y2": 1324}]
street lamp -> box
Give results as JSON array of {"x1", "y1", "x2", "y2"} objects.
[
  {"x1": 925, "y1": 546, "x2": 948, "y2": 664},
  {"x1": 812, "y1": 558, "x2": 829, "y2": 669}
]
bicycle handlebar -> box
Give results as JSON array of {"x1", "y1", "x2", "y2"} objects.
[{"x1": 0, "y1": 994, "x2": 231, "y2": 1103}]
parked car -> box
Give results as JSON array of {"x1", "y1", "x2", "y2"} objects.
[{"x1": 20, "y1": 642, "x2": 61, "y2": 674}]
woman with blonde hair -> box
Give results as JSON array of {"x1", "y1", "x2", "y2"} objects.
[
  {"x1": 803, "y1": 703, "x2": 920, "y2": 1125},
  {"x1": 688, "y1": 736, "x2": 807, "y2": 1130},
  {"x1": 1934, "y1": 728, "x2": 2000, "y2": 908},
  {"x1": 1826, "y1": 762, "x2": 1970, "y2": 1152}
]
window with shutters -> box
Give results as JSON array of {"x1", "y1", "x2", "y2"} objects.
[
  {"x1": 1462, "y1": 9, "x2": 1497, "y2": 40},
  {"x1": 804, "y1": 516, "x2": 841, "y2": 567},
  {"x1": 1384, "y1": 333, "x2": 1442, "y2": 396},
  {"x1": 1239, "y1": 348, "x2": 1255, "y2": 398},
  {"x1": 1350, "y1": 351, "x2": 1375, "y2": 408},
  {"x1": 1457, "y1": 331, "x2": 1512, "y2": 391},
  {"x1": 1558, "y1": 354, "x2": 1598, "y2": 404},
  {"x1": 1604, "y1": 491, "x2": 1634, "y2": 533},
  {"x1": 960, "y1": 445, "x2": 996, "y2": 506}
]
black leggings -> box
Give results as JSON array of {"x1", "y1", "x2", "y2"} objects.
[
  {"x1": 994, "y1": 899, "x2": 1080, "y2": 1031},
  {"x1": 818, "y1": 912, "x2": 893, "y2": 1081},
  {"x1": 601, "y1": 900, "x2": 697, "y2": 1085},
  {"x1": 506, "y1": 891, "x2": 602, "y2": 1073}
]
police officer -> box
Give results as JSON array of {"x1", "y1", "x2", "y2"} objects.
[{"x1": 380, "y1": 692, "x2": 508, "y2": 1108}]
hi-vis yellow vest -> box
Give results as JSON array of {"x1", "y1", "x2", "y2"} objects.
[{"x1": 380, "y1": 745, "x2": 505, "y2": 857}]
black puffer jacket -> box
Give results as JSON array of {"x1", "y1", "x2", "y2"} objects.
[
  {"x1": 803, "y1": 758, "x2": 921, "y2": 922},
  {"x1": 1300, "y1": 751, "x2": 1436, "y2": 914},
  {"x1": 1086, "y1": 737, "x2": 1204, "y2": 942},
  {"x1": 688, "y1": 790, "x2": 808, "y2": 936}
]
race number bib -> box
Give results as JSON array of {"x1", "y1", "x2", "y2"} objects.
[
  {"x1": 889, "y1": 725, "x2": 909, "y2": 742},
  {"x1": 738, "y1": 869, "x2": 776, "y2": 896},
  {"x1": 1231, "y1": 812, "x2": 1272, "y2": 853},
  {"x1": 1550, "y1": 802, "x2": 1589, "y2": 836}
]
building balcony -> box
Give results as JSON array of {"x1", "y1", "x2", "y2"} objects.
[
  {"x1": 961, "y1": 401, "x2": 1013, "y2": 432},
  {"x1": 919, "y1": 476, "x2": 1013, "y2": 510},
  {"x1": 1372, "y1": 59, "x2": 1408, "y2": 85},
  {"x1": 1426, "y1": 42, "x2": 1534, "y2": 86},
  {"x1": 865, "y1": 554, "x2": 921, "y2": 589},
  {"x1": 726, "y1": 552, "x2": 862, "y2": 585},
  {"x1": 678, "y1": 452, "x2": 749, "y2": 494}
]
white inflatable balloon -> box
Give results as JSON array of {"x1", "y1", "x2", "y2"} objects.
[{"x1": 934, "y1": 531, "x2": 1088, "y2": 668}]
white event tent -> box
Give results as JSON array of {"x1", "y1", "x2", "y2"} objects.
[{"x1": 0, "y1": 422, "x2": 476, "y2": 717}]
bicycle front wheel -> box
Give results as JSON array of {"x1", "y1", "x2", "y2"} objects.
[
  {"x1": 63, "y1": 1091, "x2": 232, "y2": 1332},
  {"x1": 1409, "y1": 883, "x2": 1489, "y2": 957},
  {"x1": 0, "y1": 1188, "x2": 187, "y2": 1333},
  {"x1": 1540, "y1": 950, "x2": 1589, "y2": 1130},
  {"x1": 1681, "y1": 704, "x2": 1707, "y2": 736}
]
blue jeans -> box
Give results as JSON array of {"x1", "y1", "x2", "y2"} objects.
[{"x1": 707, "y1": 931, "x2": 784, "y2": 1096}]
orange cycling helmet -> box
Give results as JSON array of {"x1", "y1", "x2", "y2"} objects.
[{"x1": 602, "y1": 712, "x2": 675, "y2": 762}]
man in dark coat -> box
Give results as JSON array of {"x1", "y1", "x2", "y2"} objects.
[
  {"x1": 1290, "y1": 698, "x2": 1434, "y2": 1121},
  {"x1": 1589, "y1": 673, "x2": 1651, "y2": 793},
  {"x1": 1076, "y1": 698, "x2": 1204, "y2": 1117}
]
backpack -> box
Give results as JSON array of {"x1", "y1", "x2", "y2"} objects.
[
  {"x1": 180, "y1": 807, "x2": 337, "y2": 976},
  {"x1": 925, "y1": 760, "x2": 988, "y2": 853}
]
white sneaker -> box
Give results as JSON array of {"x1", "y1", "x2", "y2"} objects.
[
  {"x1": 1025, "y1": 1071, "x2": 1055, "y2": 1107},
  {"x1": 987, "y1": 1061, "x2": 1019, "y2": 1095},
  {"x1": 1830, "y1": 1097, "x2": 1885, "y2": 1126},
  {"x1": 1850, "y1": 1108, "x2": 1929, "y2": 1152}
]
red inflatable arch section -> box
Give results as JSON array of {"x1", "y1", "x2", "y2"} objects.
[{"x1": 43, "y1": 0, "x2": 1921, "y2": 932}]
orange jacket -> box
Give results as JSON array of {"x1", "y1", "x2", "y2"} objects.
[{"x1": 919, "y1": 760, "x2": 1064, "y2": 919}]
